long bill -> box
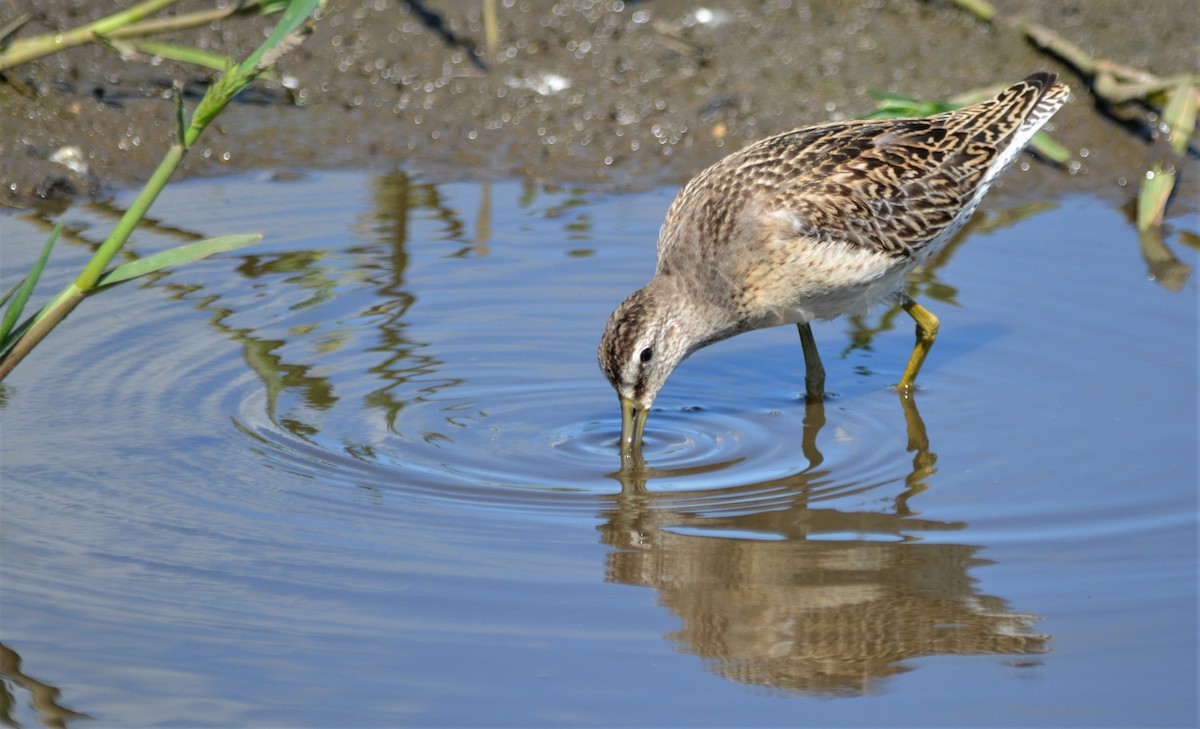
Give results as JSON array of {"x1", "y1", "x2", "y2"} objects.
[{"x1": 619, "y1": 395, "x2": 648, "y2": 460}]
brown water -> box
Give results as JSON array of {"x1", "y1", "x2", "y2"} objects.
[{"x1": 1, "y1": 169, "x2": 1196, "y2": 726}]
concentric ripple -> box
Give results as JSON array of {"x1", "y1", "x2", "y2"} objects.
[
  {"x1": 5, "y1": 170, "x2": 1198, "y2": 727},
  {"x1": 226, "y1": 351, "x2": 932, "y2": 521},
  {"x1": 34, "y1": 184, "x2": 1188, "y2": 535},
  {"x1": 3, "y1": 174, "x2": 950, "y2": 534}
]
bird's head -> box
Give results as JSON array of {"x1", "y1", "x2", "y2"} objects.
[{"x1": 598, "y1": 278, "x2": 702, "y2": 455}]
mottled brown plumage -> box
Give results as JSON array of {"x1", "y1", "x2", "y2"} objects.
[{"x1": 600, "y1": 73, "x2": 1070, "y2": 456}]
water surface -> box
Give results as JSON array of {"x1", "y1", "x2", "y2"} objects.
[{"x1": 1, "y1": 170, "x2": 1196, "y2": 726}]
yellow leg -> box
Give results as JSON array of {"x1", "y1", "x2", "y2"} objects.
[
  {"x1": 796, "y1": 322, "x2": 825, "y2": 402},
  {"x1": 897, "y1": 296, "x2": 939, "y2": 391}
]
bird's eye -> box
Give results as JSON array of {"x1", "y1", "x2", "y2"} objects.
[{"x1": 639, "y1": 347, "x2": 653, "y2": 363}]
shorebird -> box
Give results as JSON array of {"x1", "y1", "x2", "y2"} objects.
[{"x1": 598, "y1": 72, "x2": 1069, "y2": 456}]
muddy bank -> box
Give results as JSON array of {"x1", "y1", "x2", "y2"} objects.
[{"x1": 2, "y1": 0, "x2": 1196, "y2": 211}]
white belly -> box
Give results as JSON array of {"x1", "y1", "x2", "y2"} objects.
[{"x1": 740, "y1": 237, "x2": 922, "y2": 329}]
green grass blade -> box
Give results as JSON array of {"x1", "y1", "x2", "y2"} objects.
[
  {"x1": 1, "y1": 221, "x2": 62, "y2": 346},
  {"x1": 187, "y1": 0, "x2": 323, "y2": 143},
  {"x1": 0, "y1": 279, "x2": 25, "y2": 309},
  {"x1": 862, "y1": 109, "x2": 910, "y2": 120},
  {"x1": 257, "y1": 0, "x2": 292, "y2": 13},
  {"x1": 0, "y1": 0, "x2": 181, "y2": 71},
  {"x1": 95, "y1": 233, "x2": 262, "y2": 288},
  {"x1": 242, "y1": 0, "x2": 323, "y2": 72},
  {"x1": 1162, "y1": 81, "x2": 1198, "y2": 157},
  {"x1": 124, "y1": 39, "x2": 235, "y2": 72},
  {"x1": 865, "y1": 90, "x2": 960, "y2": 118},
  {"x1": 867, "y1": 89, "x2": 920, "y2": 104},
  {"x1": 1029, "y1": 131, "x2": 1072, "y2": 165},
  {"x1": 111, "y1": 38, "x2": 283, "y2": 81}
]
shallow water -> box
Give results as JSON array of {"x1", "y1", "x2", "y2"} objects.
[{"x1": 1, "y1": 170, "x2": 1196, "y2": 726}]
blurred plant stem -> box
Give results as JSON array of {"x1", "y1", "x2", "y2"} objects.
[
  {"x1": 482, "y1": 0, "x2": 499, "y2": 56},
  {"x1": 0, "y1": 0, "x2": 277, "y2": 71}
]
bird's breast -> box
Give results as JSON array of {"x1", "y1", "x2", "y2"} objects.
[{"x1": 729, "y1": 232, "x2": 917, "y2": 326}]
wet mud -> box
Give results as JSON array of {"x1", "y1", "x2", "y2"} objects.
[{"x1": 1, "y1": 0, "x2": 1196, "y2": 210}]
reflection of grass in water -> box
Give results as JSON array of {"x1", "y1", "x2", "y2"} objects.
[
  {"x1": 0, "y1": 1, "x2": 324, "y2": 382},
  {"x1": 23, "y1": 175, "x2": 609, "y2": 448},
  {"x1": 1121, "y1": 193, "x2": 1195, "y2": 292}
]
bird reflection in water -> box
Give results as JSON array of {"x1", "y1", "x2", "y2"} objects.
[{"x1": 601, "y1": 394, "x2": 1048, "y2": 696}]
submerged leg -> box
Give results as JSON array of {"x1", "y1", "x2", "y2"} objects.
[
  {"x1": 897, "y1": 295, "x2": 939, "y2": 391},
  {"x1": 796, "y1": 322, "x2": 825, "y2": 402}
]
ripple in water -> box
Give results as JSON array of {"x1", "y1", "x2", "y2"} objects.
[
  {"x1": 228, "y1": 351, "x2": 933, "y2": 523},
  {"x1": 14, "y1": 173, "x2": 957, "y2": 527}
]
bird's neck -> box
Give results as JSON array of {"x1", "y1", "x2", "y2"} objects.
[{"x1": 645, "y1": 274, "x2": 744, "y2": 354}]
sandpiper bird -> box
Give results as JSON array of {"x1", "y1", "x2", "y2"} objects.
[{"x1": 599, "y1": 72, "x2": 1069, "y2": 455}]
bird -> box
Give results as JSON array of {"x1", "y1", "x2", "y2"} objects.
[{"x1": 598, "y1": 72, "x2": 1070, "y2": 457}]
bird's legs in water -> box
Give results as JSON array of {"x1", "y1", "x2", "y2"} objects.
[
  {"x1": 798, "y1": 294, "x2": 938, "y2": 399},
  {"x1": 898, "y1": 294, "x2": 939, "y2": 391},
  {"x1": 796, "y1": 322, "x2": 825, "y2": 402}
]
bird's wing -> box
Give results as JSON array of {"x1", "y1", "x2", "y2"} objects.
[{"x1": 657, "y1": 74, "x2": 1066, "y2": 266}]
